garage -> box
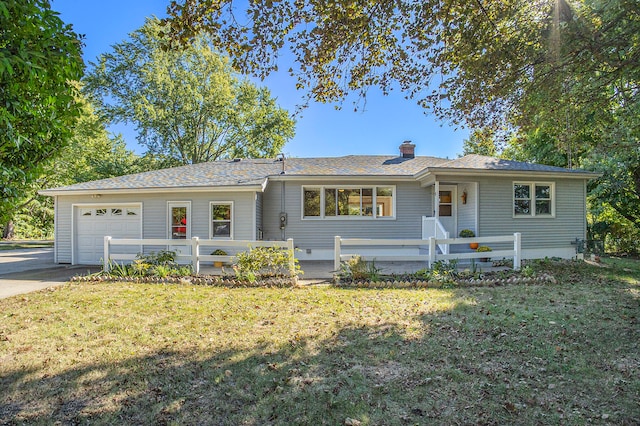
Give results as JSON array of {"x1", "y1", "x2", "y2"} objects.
[{"x1": 74, "y1": 204, "x2": 142, "y2": 264}]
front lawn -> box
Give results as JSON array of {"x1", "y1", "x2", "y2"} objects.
[{"x1": 1, "y1": 260, "x2": 638, "y2": 425}]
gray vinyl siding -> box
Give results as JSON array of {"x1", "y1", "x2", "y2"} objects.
[
  {"x1": 456, "y1": 182, "x2": 477, "y2": 235},
  {"x1": 478, "y1": 177, "x2": 587, "y2": 250},
  {"x1": 54, "y1": 191, "x2": 256, "y2": 264},
  {"x1": 263, "y1": 180, "x2": 433, "y2": 249}
]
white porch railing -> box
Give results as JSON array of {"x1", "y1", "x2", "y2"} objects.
[
  {"x1": 421, "y1": 216, "x2": 450, "y2": 254},
  {"x1": 103, "y1": 236, "x2": 295, "y2": 274},
  {"x1": 334, "y1": 233, "x2": 522, "y2": 271}
]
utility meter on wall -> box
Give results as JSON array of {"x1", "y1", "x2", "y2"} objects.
[{"x1": 279, "y1": 212, "x2": 287, "y2": 229}]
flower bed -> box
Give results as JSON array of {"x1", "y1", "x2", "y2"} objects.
[
  {"x1": 70, "y1": 274, "x2": 300, "y2": 288},
  {"x1": 333, "y1": 272, "x2": 556, "y2": 289}
]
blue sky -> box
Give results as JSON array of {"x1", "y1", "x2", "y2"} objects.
[{"x1": 52, "y1": 0, "x2": 469, "y2": 159}]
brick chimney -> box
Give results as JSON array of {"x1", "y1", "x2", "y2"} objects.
[{"x1": 399, "y1": 141, "x2": 415, "y2": 158}]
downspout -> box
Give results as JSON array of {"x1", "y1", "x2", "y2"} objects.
[
  {"x1": 434, "y1": 181, "x2": 440, "y2": 218},
  {"x1": 278, "y1": 153, "x2": 286, "y2": 240},
  {"x1": 280, "y1": 181, "x2": 286, "y2": 240},
  {"x1": 434, "y1": 180, "x2": 440, "y2": 238}
]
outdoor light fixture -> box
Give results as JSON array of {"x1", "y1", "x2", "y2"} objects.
[{"x1": 461, "y1": 190, "x2": 468, "y2": 204}]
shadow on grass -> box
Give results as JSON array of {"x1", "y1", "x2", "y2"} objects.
[{"x1": 1, "y1": 269, "x2": 639, "y2": 425}]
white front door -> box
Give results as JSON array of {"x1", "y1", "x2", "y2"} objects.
[
  {"x1": 168, "y1": 201, "x2": 191, "y2": 255},
  {"x1": 438, "y1": 185, "x2": 457, "y2": 237}
]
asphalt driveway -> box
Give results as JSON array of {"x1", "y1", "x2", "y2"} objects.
[{"x1": 0, "y1": 248, "x2": 97, "y2": 299}]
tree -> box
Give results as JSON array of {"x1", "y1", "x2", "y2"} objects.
[
  {"x1": 0, "y1": 0, "x2": 84, "y2": 225},
  {"x1": 461, "y1": 128, "x2": 499, "y2": 157},
  {"x1": 2, "y1": 92, "x2": 143, "y2": 239},
  {"x1": 165, "y1": 0, "x2": 639, "y2": 128},
  {"x1": 84, "y1": 18, "x2": 295, "y2": 166}
]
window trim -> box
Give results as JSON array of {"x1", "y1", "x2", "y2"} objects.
[
  {"x1": 167, "y1": 201, "x2": 191, "y2": 240},
  {"x1": 209, "y1": 201, "x2": 234, "y2": 239},
  {"x1": 512, "y1": 182, "x2": 555, "y2": 218},
  {"x1": 301, "y1": 185, "x2": 396, "y2": 220}
]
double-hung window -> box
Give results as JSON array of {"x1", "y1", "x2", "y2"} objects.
[
  {"x1": 210, "y1": 202, "x2": 233, "y2": 239},
  {"x1": 513, "y1": 182, "x2": 554, "y2": 217},
  {"x1": 303, "y1": 186, "x2": 395, "y2": 219}
]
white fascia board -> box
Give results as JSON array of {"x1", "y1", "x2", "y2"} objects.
[{"x1": 39, "y1": 183, "x2": 266, "y2": 197}]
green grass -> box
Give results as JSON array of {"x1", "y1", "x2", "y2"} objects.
[
  {"x1": 0, "y1": 240, "x2": 53, "y2": 250},
  {"x1": 1, "y1": 260, "x2": 638, "y2": 425}
]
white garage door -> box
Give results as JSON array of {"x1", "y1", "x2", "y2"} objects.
[{"x1": 75, "y1": 205, "x2": 142, "y2": 264}]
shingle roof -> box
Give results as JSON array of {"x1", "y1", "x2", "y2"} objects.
[
  {"x1": 42, "y1": 155, "x2": 448, "y2": 192},
  {"x1": 436, "y1": 154, "x2": 589, "y2": 173},
  {"x1": 45, "y1": 160, "x2": 280, "y2": 192},
  {"x1": 41, "y1": 153, "x2": 593, "y2": 194},
  {"x1": 283, "y1": 155, "x2": 449, "y2": 176}
]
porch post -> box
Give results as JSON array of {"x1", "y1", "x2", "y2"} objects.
[
  {"x1": 513, "y1": 232, "x2": 521, "y2": 271},
  {"x1": 334, "y1": 236, "x2": 341, "y2": 271},
  {"x1": 434, "y1": 181, "x2": 440, "y2": 218},
  {"x1": 192, "y1": 237, "x2": 199, "y2": 274},
  {"x1": 103, "y1": 236, "x2": 111, "y2": 272}
]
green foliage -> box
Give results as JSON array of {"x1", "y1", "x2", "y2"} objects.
[
  {"x1": 101, "y1": 250, "x2": 195, "y2": 278},
  {"x1": 458, "y1": 229, "x2": 475, "y2": 238},
  {"x1": 233, "y1": 246, "x2": 300, "y2": 283},
  {"x1": 587, "y1": 145, "x2": 640, "y2": 232},
  {"x1": 84, "y1": 18, "x2": 295, "y2": 166},
  {"x1": 0, "y1": 0, "x2": 84, "y2": 223},
  {"x1": 136, "y1": 250, "x2": 179, "y2": 268},
  {"x1": 461, "y1": 128, "x2": 500, "y2": 157},
  {"x1": 521, "y1": 265, "x2": 535, "y2": 278},
  {"x1": 589, "y1": 204, "x2": 640, "y2": 256},
  {"x1": 9, "y1": 197, "x2": 54, "y2": 239},
  {"x1": 2, "y1": 91, "x2": 145, "y2": 239},
  {"x1": 211, "y1": 249, "x2": 228, "y2": 255},
  {"x1": 153, "y1": 265, "x2": 172, "y2": 278},
  {"x1": 105, "y1": 261, "x2": 132, "y2": 278},
  {"x1": 166, "y1": 0, "x2": 638, "y2": 129},
  {"x1": 413, "y1": 268, "x2": 433, "y2": 281},
  {"x1": 476, "y1": 246, "x2": 492, "y2": 253},
  {"x1": 430, "y1": 260, "x2": 459, "y2": 284},
  {"x1": 338, "y1": 255, "x2": 382, "y2": 281}
]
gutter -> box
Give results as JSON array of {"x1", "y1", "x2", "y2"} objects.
[
  {"x1": 414, "y1": 168, "x2": 601, "y2": 181},
  {"x1": 39, "y1": 182, "x2": 267, "y2": 197}
]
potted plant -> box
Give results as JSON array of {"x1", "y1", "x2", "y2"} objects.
[
  {"x1": 211, "y1": 249, "x2": 227, "y2": 267},
  {"x1": 476, "y1": 245, "x2": 492, "y2": 262},
  {"x1": 459, "y1": 229, "x2": 478, "y2": 249}
]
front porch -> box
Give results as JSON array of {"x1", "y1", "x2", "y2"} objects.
[{"x1": 419, "y1": 178, "x2": 480, "y2": 241}]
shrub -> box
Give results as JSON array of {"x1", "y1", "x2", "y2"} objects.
[
  {"x1": 459, "y1": 229, "x2": 475, "y2": 238},
  {"x1": 339, "y1": 255, "x2": 381, "y2": 281},
  {"x1": 137, "y1": 250, "x2": 178, "y2": 267},
  {"x1": 233, "y1": 246, "x2": 301, "y2": 283},
  {"x1": 476, "y1": 246, "x2": 492, "y2": 253},
  {"x1": 153, "y1": 265, "x2": 172, "y2": 278},
  {"x1": 430, "y1": 259, "x2": 459, "y2": 283}
]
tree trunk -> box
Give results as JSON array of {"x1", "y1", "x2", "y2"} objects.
[{"x1": 2, "y1": 220, "x2": 15, "y2": 240}]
